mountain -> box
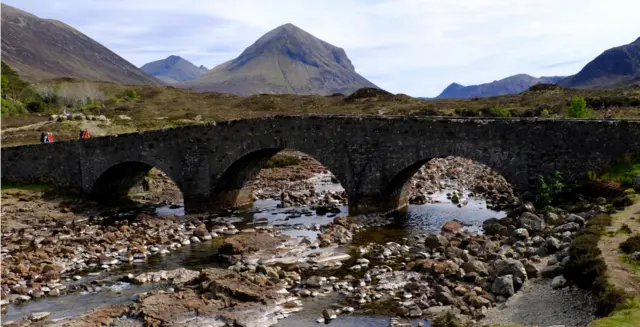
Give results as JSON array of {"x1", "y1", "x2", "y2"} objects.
[
  {"x1": 559, "y1": 37, "x2": 640, "y2": 89},
  {"x1": 0, "y1": 4, "x2": 161, "y2": 85},
  {"x1": 436, "y1": 74, "x2": 564, "y2": 99},
  {"x1": 180, "y1": 23, "x2": 378, "y2": 96},
  {"x1": 140, "y1": 55, "x2": 209, "y2": 84}
]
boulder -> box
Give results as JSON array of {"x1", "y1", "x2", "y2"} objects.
[
  {"x1": 524, "y1": 261, "x2": 539, "y2": 279},
  {"x1": 425, "y1": 234, "x2": 449, "y2": 248},
  {"x1": 554, "y1": 222, "x2": 580, "y2": 233},
  {"x1": 491, "y1": 275, "x2": 515, "y2": 297},
  {"x1": 514, "y1": 228, "x2": 529, "y2": 239},
  {"x1": 323, "y1": 309, "x2": 337, "y2": 320},
  {"x1": 218, "y1": 233, "x2": 290, "y2": 255},
  {"x1": 441, "y1": 221, "x2": 463, "y2": 234},
  {"x1": 193, "y1": 224, "x2": 210, "y2": 238},
  {"x1": 483, "y1": 218, "x2": 507, "y2": 236},
  {"x1": 546, "y1": 236, "x2": 562, "y2": 253},
  {"x1": 551, "y1": 275, "x2": 567, "y2": 289},
  {"x1": 518, "y1": 212, "x2": 546, "y2": 232},
  {"x1": 491, "y1": 258, "x2": 527, "y2": 281},
  {"x1": 565, "y1": 214, "x2": 586, "y2": 226},
  {"x1": 462, "y1": 260, "x2": 489, "y2": 276},
  {"x1": 544, "y1": 212, "x2": 560, "y2": 225},
  {"x1": 632, "y1": 174, "x2": 640, "y2": 192},
  {"x1": 541, "y1": 264, "x2": 564, "y2": 278}
]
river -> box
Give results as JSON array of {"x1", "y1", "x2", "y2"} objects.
[{"x1": 2, "y1": 179, "x2": 505, "y2": 326}]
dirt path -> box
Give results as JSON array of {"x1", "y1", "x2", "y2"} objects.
[
  {"x1": 0, "y1": 120, "x2": 53, "y2": 135},
  {"x1": 598, "y1": 196, "x2": 640, "y2": 296}
]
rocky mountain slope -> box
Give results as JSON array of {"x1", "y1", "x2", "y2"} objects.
[
  {"x1": 0, "y1": 4, "x2": 161, "y2": 85},
  {"x1": 140, "y1": 56, "x2": 208, "y2": 84},
  {"x1": 436, "y1": 74, "x2": 564, "y2": 99},
  {"x1": 180, "y1": 23, "x2": 378, "y2": 96},
  {"x1": 559, "y1": 37, "x2": 640, "y2": 89}
]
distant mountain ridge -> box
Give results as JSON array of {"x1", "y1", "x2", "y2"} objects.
[
  {"x1": 436, "y1": 74, "x2": 564, "y2": 99},
  {"x1": 180, "y1": 23, "x2": 378, "y2": 96},
  {"x1": 0, "y1": 4, "x2": 161, "y2": 85},
  {"x1": 559, "y1": 37, "x2": 640, "y2": 89},
  {"x1": 140, "y1": 55, "x2": 208, "y2": 83}
]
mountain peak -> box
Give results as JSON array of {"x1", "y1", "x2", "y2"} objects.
[
  {"x1": 180, "y1": 23, "x2": 378, "y2": 96},
  {"x1": 141, "y1": 55, "x2": 207, "y2": 83},
  {"x1": 437, "y1": 74, "x2": 565, "y2": 99}
]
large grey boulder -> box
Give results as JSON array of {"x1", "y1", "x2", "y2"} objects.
[
  {"x1": 491, "y1": 275, "x2": 515, "y2": 297},
  {"x1": 491, "y1": 258, "x2": 527, "y2": 281},
  {"x1": 518, "y1": 212, "x2": 546, "y2": 232}
]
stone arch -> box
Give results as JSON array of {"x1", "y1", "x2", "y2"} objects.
[
  {"x1": 90, "y1": 160, "x2": 184, "y2": 204},
  {"x1": 380, "y1": 153, "x2": 521, "y2": 214},
  {"x1": 208, "y1": 147, "x2": 350, "y2": 211}
]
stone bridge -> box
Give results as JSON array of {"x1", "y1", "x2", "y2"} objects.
[{"x1": 2, "y1": 115, "x2": 639, "y2": 215}]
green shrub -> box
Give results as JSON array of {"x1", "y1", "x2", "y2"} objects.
[
  {"x1": 536, "y1": 171, "x2": 564, "y2": 206},
  {"x1": 482, "y1": 105, "x2": 511, "y2": 117},
  {"x1": 620, "y1": 235, "x2": 640, "y2": 254},
  {"x1": 1, "y1": 98, "x2": 28, "y2": 117},
  {"x1": 124, "y1": 89, "x2": 139, "y2": 100},
  {"x1": 263, "y1": 155, "x2": 301, "y2": 169},
  {"x1": 541, "y1": 108, "x2": 550, "y2": 117},
  {"x1": 568, "y1": 96, "x2": 590, "y2": 118}
]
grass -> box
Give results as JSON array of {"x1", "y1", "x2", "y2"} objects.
[
  {"x1": 589, "y1": 297, "x2": 640, "y2": 327},
  {"x1": 2, "y1": 79, "x2": 640, "y2": 147},
  {"x1": 620, "y1": 255, "x2": 640, "y2": 272},
  {"x1": 1, "y1": 182, "x2": 52, "y2": 193},
  {"x1": 263, "y1": 154, "x2": 301, "y2": 169},
  {"x1": 599, "y1": 160, "x2": 640, "y2": 188}
]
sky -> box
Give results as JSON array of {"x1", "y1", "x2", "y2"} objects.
[{"x1": 4, "y1": 0, "x2": 640, "y2": 97}]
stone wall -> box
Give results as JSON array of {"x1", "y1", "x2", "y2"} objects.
[{"x1": 2, "y1": 116, "x2": 639, "y2": 214}]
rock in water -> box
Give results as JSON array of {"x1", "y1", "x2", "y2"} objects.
[
  {"x1": 323, "y1": 309, "x2": 337, "y2": 320},
  {"x1": 28, "y1": 312, "x2": 51, "y2": 321}
]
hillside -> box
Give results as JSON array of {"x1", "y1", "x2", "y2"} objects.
[
  {"x1": 140, "y1": 56, "x2": 208, "y2": 84},
  {"x1": 0, "y1": 4, "x2": 162, "y2": 85},
  {"x1": 560, "y1": 37, "x2": 640, "y2": 89},
  {"x1": 436, "y1": 74, "x2": 564, "y2": 99},
  {"x1": 180, "y1": 23, "x2": 378, "y2": 96}
]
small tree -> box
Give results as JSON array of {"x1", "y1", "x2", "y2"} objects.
[
  {"x1": 537, "y1": 171, "x2": 564, "y2": 206},
  {"x1": 568, "y1": 96, "x2": 589, "y2": 118}
]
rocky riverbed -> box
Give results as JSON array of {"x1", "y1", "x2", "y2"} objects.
[{"x1": 0, "y1": 155, "x2": 601, "y2": 327}]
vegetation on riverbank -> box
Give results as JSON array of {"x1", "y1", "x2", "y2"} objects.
[{"x1": 589, "y1": 297, "x2": 640, "y2": 327}]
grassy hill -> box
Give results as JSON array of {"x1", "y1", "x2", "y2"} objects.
[{"x1": 0, "y1": 4, "x2": 162, "y2": 85}]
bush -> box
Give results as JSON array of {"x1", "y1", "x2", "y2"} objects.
[
  {"x1": 536, "y1": 171, "x2": 564, "y2": 206},
  {"x1": 1, "y1": 98, "x2": 28, "y2": 117},
  {"x1": 568, "y1": 96, "x2": 590, "y2": 118},
  {"x1": 482, "y1": 105, "x2": 511, "y2": 117},
  {"x1": 618, "y1": 224, "x2": 633, "y2": 234},
  {"x1": 124, "y1": 89, "x2": 139, "y2": 100},
  {"x1": 620, "y1": 235, "x2": 640, "y2": 254},
  {"x1": 263, "y1": 155, "x2": 301, "y2": 169},
  {"x1": 541, "y1": 108, "x2": 550, "y2": 117}
]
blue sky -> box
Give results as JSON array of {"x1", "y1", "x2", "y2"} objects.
[{"x1": 4, "y1": 0, "x2": 640, "y2": 97}]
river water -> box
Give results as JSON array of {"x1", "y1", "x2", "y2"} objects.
[{"x1": 2, "y1": 181, "x2": 505, "y2": 325}]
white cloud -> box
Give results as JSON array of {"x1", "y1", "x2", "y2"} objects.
[{"x1": 4, "y1": 0, "x2": 640, "y2": 96}]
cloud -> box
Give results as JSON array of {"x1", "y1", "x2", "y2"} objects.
[{"x1": 4, "y1": 0, "x2": 640, "y2": 96}]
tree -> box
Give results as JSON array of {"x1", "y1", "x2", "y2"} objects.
[{"x1": 568, "y1": 96, "x2": 589, "y2": 118}]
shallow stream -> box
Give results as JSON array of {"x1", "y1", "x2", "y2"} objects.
[{"x1": 2, "y1": 179, "x2": 505, "y2": 325}]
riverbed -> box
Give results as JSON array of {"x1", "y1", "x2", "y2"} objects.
[{"x1": 2, "y1": 189, "x2": 505, "y2": 325}]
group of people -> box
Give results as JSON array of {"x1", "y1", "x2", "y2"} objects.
[{"x1": 40, "y1": 129, "x2": 90, "y2": 143}]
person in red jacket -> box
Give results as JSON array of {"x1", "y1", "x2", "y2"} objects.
[{"x1": 79, "y1": 129, "x2": 90, "y2": 139}]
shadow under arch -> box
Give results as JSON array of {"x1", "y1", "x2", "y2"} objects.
[
  {"x1": 208, "y1": 148, "x2": 348, "y2": 211},
  {"x1": 90, "y1": 161, "x2": 184, "y2": 205}
]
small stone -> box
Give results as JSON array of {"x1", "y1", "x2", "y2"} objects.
[
  {"x1": 49, "y1": 288, "x2": 61, "y2": 297},
  {"x1": 73, "y1": 275, "x2": 82, "y2": 281},
  {"x1": 28, "y1": 312, "x2": 51, "y2": 321},
  {"x1": 551, "y1": 275, "x2": 567, "y2": 289},
  {"x1": 322, "y1": 309, "x2": 337, "y2": 320}
]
